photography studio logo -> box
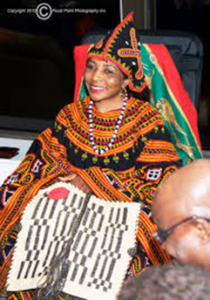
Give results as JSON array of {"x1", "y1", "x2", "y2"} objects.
[
  {"x1": 36, "y1": 3, "x2": 53, "y2": 20},
  {"x1": 5, "y1": 3, "x2": 106, "y2": 20}
]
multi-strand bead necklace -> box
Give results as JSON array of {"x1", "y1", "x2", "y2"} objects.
[{"x1": 89, "y1": 96, "x2": 128, "y2": 155}]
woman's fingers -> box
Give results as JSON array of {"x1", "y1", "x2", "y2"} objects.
[
  {"x1": 58, "y1": 173, "x2": 77, "y2": 182},
  {"x1": 72, "y1": 177, "x2": 91, "y2": 193},
  {"x1": 59, "y1": 173, "x2": 91, "y2": 193}
]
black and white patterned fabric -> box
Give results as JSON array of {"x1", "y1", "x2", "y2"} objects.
[{"x1": 7, "y1": 182, "x2": 141, "y2": 300}]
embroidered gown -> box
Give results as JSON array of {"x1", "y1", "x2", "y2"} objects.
[{"x1": 0, "y1": 96, "x2": 182, "y2": 298}]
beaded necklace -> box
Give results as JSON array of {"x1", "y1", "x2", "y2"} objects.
[{"x1": 89, "y1": 96, "x2": 128, "y2": 155}]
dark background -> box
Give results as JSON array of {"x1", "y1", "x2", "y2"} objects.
[
  {"x1": 156, "y1": 0, "x2": 210, "y2": 149},
  {"x1": 0, "y1": 0, "x2": 120, "y2": 129}
]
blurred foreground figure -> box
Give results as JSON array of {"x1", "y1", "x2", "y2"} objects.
[{"x1": 118, "y1": 264, "x2": 210, "y2": 300}]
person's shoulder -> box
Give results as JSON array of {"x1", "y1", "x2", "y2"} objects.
[
  {"x1": 129, "y1": 97, "x2": 162, "y2": 116},
  {"x1": 129, "y1": 97, "x2": 165, "y2": 130},
  {"x1": 58, "y1": 97, "x2": 89, "y2": 116}
]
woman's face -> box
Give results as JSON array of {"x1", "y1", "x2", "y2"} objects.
[{"x1": 84, "y1": 58, "x2": 129, "y2": 107}]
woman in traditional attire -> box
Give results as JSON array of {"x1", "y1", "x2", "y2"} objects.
[{"x1": 0, "y1": 12, "x2": 182, "y2": 299}]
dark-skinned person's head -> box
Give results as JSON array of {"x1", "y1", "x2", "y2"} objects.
[
  {"x1": 152, "y1": 158, "x2": 210, "y2": 269},
  {"x1": 84, "y1": 11, "x2": 150, "y2": 115},
  {"x1": 117, "y1": 264, "x2": 210, "y2": 300}
]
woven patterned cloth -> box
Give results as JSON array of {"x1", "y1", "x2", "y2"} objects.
[{"x1": 7, "y1": 182, "x2": 141, "y2": 300}]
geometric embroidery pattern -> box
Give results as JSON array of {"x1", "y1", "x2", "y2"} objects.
[
  {"x1": 146, "y1": 168, "x2": 162, "y2": 181},
  {"x1": 7, "y1": 183, "x2": 141, "y2": 300}
]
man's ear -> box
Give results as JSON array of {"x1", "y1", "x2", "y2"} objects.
[{"x1": 195, "y1": 219, "x2": 210, "y2": 242}]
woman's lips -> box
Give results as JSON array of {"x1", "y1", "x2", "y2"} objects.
[{"x1": 89, "y1": 85, "x2": 106, "y2": 92}]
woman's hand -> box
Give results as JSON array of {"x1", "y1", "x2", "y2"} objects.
[{"x1": 59, "y1": 173, "x2": 92, "y2": 194}]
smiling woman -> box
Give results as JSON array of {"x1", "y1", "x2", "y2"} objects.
[
  {"x1": 84, "y1": 58, "x2": 129, "y2": 112},
  {"x1": 0, "y1": 12, "x2": 182, "y2": 300}
]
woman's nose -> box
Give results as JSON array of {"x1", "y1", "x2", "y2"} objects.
[{"x1": 92, "y1": 69, "x2": 103, "y2": 81}]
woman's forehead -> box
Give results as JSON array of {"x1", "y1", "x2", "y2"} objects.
[{"x1": 87, "y1": 58, "x2": 118, "y2": 68}]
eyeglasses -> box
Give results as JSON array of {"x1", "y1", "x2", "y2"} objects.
[{"x1": 153, "y1": 215, "x2": 210, "y2": 245}]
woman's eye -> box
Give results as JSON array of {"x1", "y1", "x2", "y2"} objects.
[
  {"x1": 86, "y1": 64, "x2": 94, "y2": 70},
  {"x1": 105, "y1": 69, "x2": 114, "y2": 74}
]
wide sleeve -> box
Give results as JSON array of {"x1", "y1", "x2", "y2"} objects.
[
  {"x1": 122, "y1": 124, "x2": 182, "y2": 205},
  {"x1": 123, "y1": 125, "x2": 182, "y2": 277},
  {"x1": 0, "y1": 108, "x2": 72, "y2": 291}
]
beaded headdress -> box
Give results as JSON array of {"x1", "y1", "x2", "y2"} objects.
[{"x1": 87, "y1": 12, "x2": 146, "y2": 93}]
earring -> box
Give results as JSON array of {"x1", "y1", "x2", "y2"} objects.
[{"x1": 121, "y1": 87, "x2": 128, "y2": 99}]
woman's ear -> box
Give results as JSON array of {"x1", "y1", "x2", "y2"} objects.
[{"x1": 122, "y1": 77, "x2": 131, "y2": 90}]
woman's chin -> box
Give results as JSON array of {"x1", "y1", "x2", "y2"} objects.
[
  {"x1": 88, "y1": 90, "x2": 109, "y2": 102},
  {"x1": 89, "y1": 95, "x2": 105, "y2": 102}
]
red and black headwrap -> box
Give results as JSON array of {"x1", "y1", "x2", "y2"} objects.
[{"x1": 87, "y1": 12, "x2": 146, "y2": 93}]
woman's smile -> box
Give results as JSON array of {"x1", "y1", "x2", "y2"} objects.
[{"x1": 89, "y1": 85, "x2": 106, "y2": 93}]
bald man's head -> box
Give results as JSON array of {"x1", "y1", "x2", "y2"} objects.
[
  {"x1": 154, "y1": 159, "x2": 210, "y2": 215},
  {"x1": 152, "y1": 159, "x2": 210, "y2": 270}
]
